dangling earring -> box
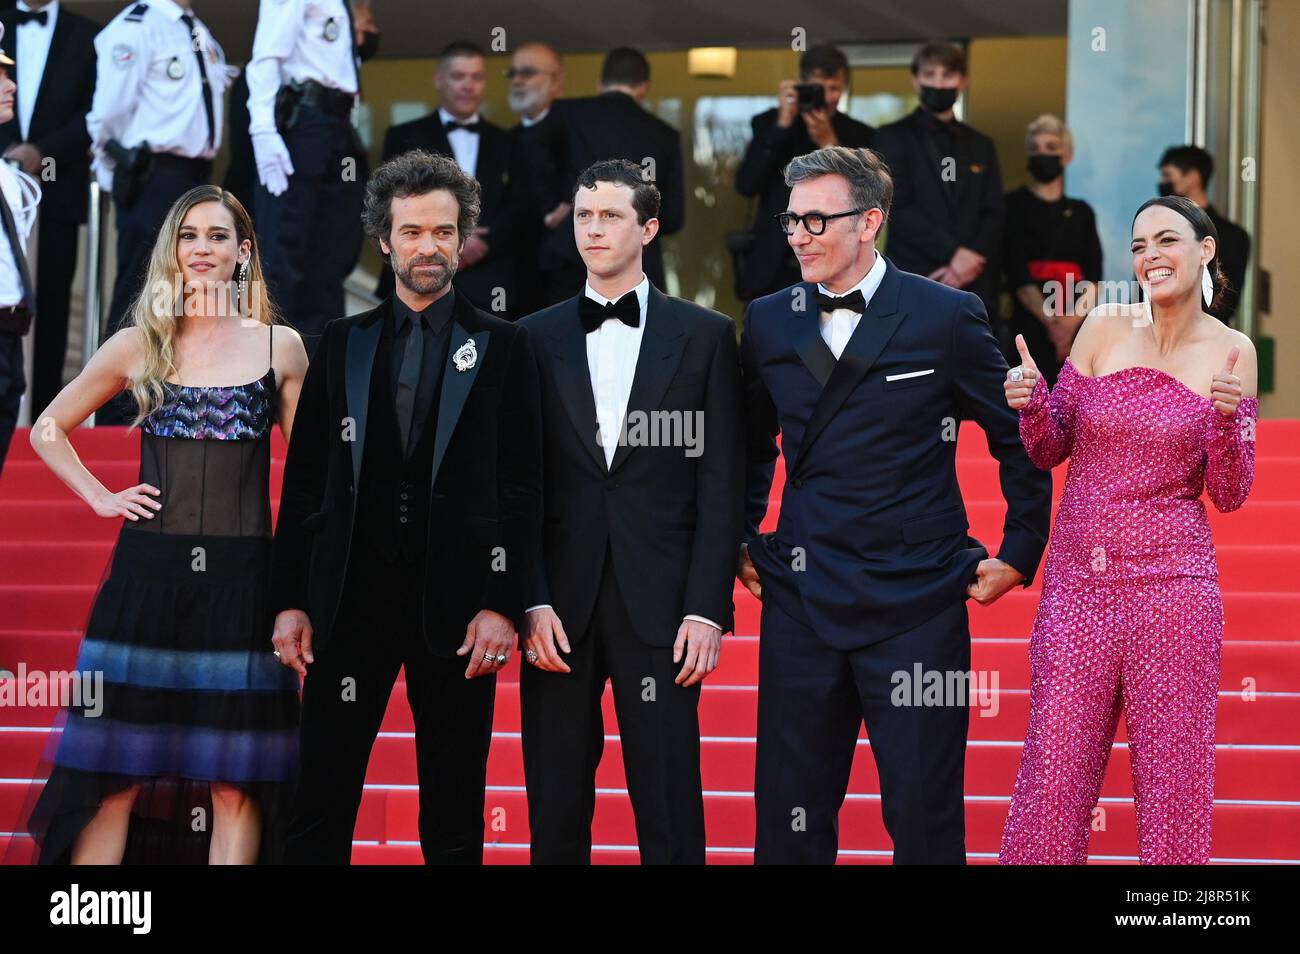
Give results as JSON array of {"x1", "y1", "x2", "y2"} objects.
[
  {"x1": 237, "y1": 259, "x2": 249, "y2": 313},
  {"x1": 1201, "y1": 264, "x2": 1214, "y2": 308}
]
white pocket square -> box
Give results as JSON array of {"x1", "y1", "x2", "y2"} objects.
[{"x1": 885, "y1": 368, "x2": 935, "y2": 382}]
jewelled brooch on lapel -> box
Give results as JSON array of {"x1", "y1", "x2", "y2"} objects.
[{"x1": 453, "y1": 338, "x2": 478, "y2": 372}]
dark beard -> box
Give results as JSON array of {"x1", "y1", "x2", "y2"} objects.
[{"x1": 393, "y1": 250, "x2": 455, "y2": 296}]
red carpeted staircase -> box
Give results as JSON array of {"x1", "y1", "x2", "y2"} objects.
[{"x1": 2, "y1": 421, "x2": 1298, "y2": 864}]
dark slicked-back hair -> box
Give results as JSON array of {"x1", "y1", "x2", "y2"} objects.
[
  {"x1": 362, "y1": 150, "x2": 482, "y2": 248},
  {"x1": 1132, "y1": 195, "x2": 1227, "y2": 309},
  {"x1": 601, "y1": 47, "x2": 650, "y2": 86},
  {"x1": 572, "y1": 158, "x2": 660, "y2": 225}
]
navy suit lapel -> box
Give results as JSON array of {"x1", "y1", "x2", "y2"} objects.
[
  {"x1": 608, "y1": 286, "x2": 685, "y2": 474},
  {"x1": 430, "y1": 293, "x2": 490, "y2": 486},
  {"x1": 344, "y1": 304, "x2": 387, "y2": 493},
  {"x1": 792, "y1": 259, "x2": 906, "y2": 476},
  {"x1": 789, "y1": 282, "x2": 836, "y2": 388},
  {"x1": 549, "y1": 297, "x2": 606, "y2": 473}
]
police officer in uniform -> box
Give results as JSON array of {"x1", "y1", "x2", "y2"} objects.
[
  {"x1": 86, "y1": 0, "x2": 228, "y2": 425},
  {"x1": 247, "y1": 0, "x2": 365, "y2": 355},
  {"x1": 0, "y1": 23, "x2": 40, "y2": 473}
]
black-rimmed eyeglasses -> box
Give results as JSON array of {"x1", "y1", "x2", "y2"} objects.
[{"x1": 775, "y1": 209, "x2": 862, "y2": 236}]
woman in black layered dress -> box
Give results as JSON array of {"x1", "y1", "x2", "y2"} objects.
[{"x1": 11, "y1": 186, "x2": 308, "y2": 864}]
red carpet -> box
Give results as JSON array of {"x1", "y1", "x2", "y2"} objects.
[{"x1": 2, "y1": 420, "x2": 1298, "y2": 864}]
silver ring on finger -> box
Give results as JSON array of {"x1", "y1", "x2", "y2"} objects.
[
  {"x1": 1009, "y1": 367, "x2": 1024, "y2": 382},
  {"x1": 525, "y1": 650, "x2": 539, "y2": 664},
  {"x1": 495, "y1": 653, "x2": 509, "y2": 664}
]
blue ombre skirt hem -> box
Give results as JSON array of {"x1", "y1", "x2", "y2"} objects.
[{"x1": 10, "y1": 527, "x2": 300, "y2": 865}]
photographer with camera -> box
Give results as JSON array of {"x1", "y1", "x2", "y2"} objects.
[{"x1": 733, "y1": 44, "x2": 872, "y2": 301}]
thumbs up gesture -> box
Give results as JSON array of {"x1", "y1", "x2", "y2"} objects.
[
  {"x1": 1004, "y1": 334, "x2": 1041, "y2": 410},
  {"x1": 1211, "y1": 347, "x2": 1243, "y2": 416}
]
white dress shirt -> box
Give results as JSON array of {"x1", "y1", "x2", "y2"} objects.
[
  {"x1": 586, "y1": 274, "x2": 648, "y2": 469},
  {"x1": 525, "y1": 273, "x2": 720, "y2": 633},
  {"x1": 0, "y1": 163, "x2": 34, "y2": 307},
  {"x1": 439, "y1": 106, "x2": 481, "y2": 176},
  {"x1": 15, "y1": 0, "x2": 58, "y2": 141},
  {"x1": 86, "y1": 0, "x2": 230, "y2": 189},
  {"x1": 817, "y1": 251, "x2": 887, "y2": 359},
  {"x1": 520, "y1": 107, "x2": 549, "y2": 128},
  {"x1": 246, "y1": 0, "x2": 359, "y2": 138}
]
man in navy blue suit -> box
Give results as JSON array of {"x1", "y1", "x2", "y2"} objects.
[{"x1": 738, "y1": 145, "x2": 1052, "y2": 864}]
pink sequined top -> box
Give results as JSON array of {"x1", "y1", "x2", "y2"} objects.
[{"x1": 1019, "y1": 358, "x2": 1258, "y2": 586}]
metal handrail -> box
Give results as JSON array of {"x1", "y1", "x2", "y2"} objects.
[{"x1": 82, "y1": 181, "x2": 109, "y2": 427}]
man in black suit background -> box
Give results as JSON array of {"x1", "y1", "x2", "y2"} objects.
[
  {"x1": 540, "y1": 47, "x2": 684, "y2": 304},
  {"x1": 1158, "y1": 144, "x2": 1251, "y2": 323},
  {"x1": 872, "y1": 42, "x2": 1004, "y2": 323},
  {"x1": 270, "y1": 150, "x2": 542, "y2": 864},
  {"x1": 738, "y1": 146, "x2": 1050, "y2": 863},
  {"x1": 520, "y1": 159, "x2": 743, "y2": 864},
  {"x1": 735, "y1": 44, "x2": 873, "y2": 301},
  {"x1": 0, "y1": 0, "x2": 96, "y2": 413},
  {"x1": 380, "y1": 41, "x2": 516, "y2": 317},
  {"x1": 505, "y1": 40, "x2": 564, "y2": 319}
]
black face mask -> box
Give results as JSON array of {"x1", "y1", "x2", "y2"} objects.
[
  {"x1": 357, "y1": 30, "x2": 380, "y2": 62},
  {"x1": 919, "y1": 85, "x2": 959, "y2": 113},
  {"x1": 1157, "y1": 180, "x2": 1177, "y2": 197},
  {"x1": 1027, "y1": 154, "x2": 1063, "y2": 183}
]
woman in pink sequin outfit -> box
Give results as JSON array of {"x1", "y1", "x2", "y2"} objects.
[{"x1": 998, "y1": 197, "x2": 1258, "y2": 864}]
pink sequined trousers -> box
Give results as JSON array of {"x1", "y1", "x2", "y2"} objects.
[{"x1": 998, "y1": 359, "x2": 1257, "y2": 865}]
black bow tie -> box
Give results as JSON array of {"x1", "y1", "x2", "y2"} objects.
[
  {"x1": 444, "y1": 119, "x2": 482, "y2": 134},
  {"x1": 15, "y1": 8, "x2": 48, "y2": 25},
  {"x1": 579, "y1": 291, "x2": 641, "y2": 334},
  {"x1": 814, "y1": 289, "x2": 866, "y2": 314}
]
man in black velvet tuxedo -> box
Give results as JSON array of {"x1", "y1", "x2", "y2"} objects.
[
  {"x1": 520, "y1": 159, "x2": 743, "y2": 864},
  {"x1": 739, "y1": 146, "x2": 1051, "y2": 864},
  {"x1": 270, "y1": 150, "x2": 542, "y2": 864},
  {"x1": 378, "y1": 41, "x2": 517, "y2": 316}
]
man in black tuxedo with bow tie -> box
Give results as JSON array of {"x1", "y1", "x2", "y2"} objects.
[
  {"x1": 739, "y1": 146, "x2": 1050, "y2": 863},
  {"x1": 519, "y1": 159, "x2": 743, "y2": 864},
  {"x1": 0, "y1": 1, "x2": 96, "y2": 413},
  {"x1": 270, "y1": 150, "x2": 542, "y2": 864},
  {"x1": 379, "y1": 41, "x2": 516, "y2": 316}
]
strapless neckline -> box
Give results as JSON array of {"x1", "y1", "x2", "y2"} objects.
[{"x1": 1061, "y1": 357, "x2": 1215, "y2": 404}]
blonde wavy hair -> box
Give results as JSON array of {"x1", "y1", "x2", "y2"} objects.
[{"x1": 126, "y1": 186, "x2": 280, "y2": 427}]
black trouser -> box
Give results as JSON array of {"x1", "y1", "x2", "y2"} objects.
[
  {"x1": 98, "y1": 157, "x2": 211, "y2": 426},
  {"x1": 30, "y1": 212, "x2": 81, "y2": 414},
  {"x1": 284, "y1": 541, "x2": 496, "y2": 865},
  {"x1": 753, "y1": 594, "x2": 971, "y2": 865},
  {"x1": 520, "y1": 552, "x2": 705, "y2": 864},
  {"x1": 0, "y1": 329, "x2": 24, "y2": 476},
  {"x1": 255, "y1": 106, "x2": 364, "y2": 357}
]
